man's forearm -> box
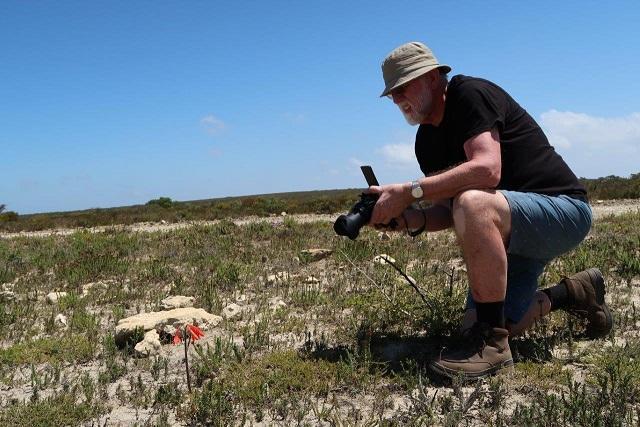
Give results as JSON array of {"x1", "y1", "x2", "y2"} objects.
[{"x1": 417, "y1": 160, "x2": 500, "y2": 201}]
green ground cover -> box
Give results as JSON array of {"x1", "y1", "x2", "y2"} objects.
[{"x1": 0, "y1": 210, "x2": 638, "y2": 425}]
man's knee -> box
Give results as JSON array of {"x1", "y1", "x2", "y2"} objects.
[
  {"x1": 452, "y1": 189, "x2": 511, "y2": 241},
  {"x1": 453, "y1": 189, "x2": 495, "y2": 215}
]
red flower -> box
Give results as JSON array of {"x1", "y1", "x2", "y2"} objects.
[
  {"x1": 186, "y1": 324, "x2": 205, "y2": 341},
  {"x1": 172, "y1": 324, "x2": 205, "y2": 345},
  {"x1": 173, "y1": 329, "x2": 182, "y2": 345}
]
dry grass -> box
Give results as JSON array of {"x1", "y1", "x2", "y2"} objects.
[{"x1": 0, "y1": 205, "x2": 639, "y2": 425}]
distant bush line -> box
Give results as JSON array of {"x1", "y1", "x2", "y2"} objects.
[
  {"x1": 581, "y1": 173, "x2": 640, "y2": 200},
  {"x1": 2, "y1": 173, "x2": 639, "y2": 232},
  {"x1": 0, "y1": 189, "x2": 361, "y2": 232}
]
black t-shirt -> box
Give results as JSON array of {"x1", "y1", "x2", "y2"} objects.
[{"x1": 415, "y1": 75, "x2": 587, "y2": 199}]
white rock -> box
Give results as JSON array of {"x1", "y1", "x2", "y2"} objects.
[
  {"x1": 268, "y1": 297, "x2": 287, "y2": 312},
  {"x1": 0, "y1": 291, "x2": 16, "y2": 302},
  {"x1": 395, "y1": 275, "x2": 417, "y2": 286},
  {"x1": 280, "y1": 211, "x2": 287, "y2": 216},
  {"x1": 236, "y1": 294, "x2": 247, "y2": 303},
  {"x1": 134, "y1": 330, "x2": 162, "y2": 357},
  {"x1": 54, "y1": 313, "x2": 68, "y2": 327},
  {"x1": 374, "y1": 254, "x2": 396, "y2": 265},
  {"x1": 161, "y1": 295, "x2": 195, "y2": 310},
  {"x1": 266, "y1": 272, "x2": 290, "y2": 285},
  {"x1": 160, "y1": 220, "x2": 168, "y2": 225},
  {"x1": 115, "y1": 307, "x2": 222, "y2": 346},
  {"x1": 1, "y1": 283, "x2": 14, "y2": 292},
  {"x1": 222, "y1": 303, "x2": 242, "y2": 320},
  {"x1": 46, "y1": 291, "x2": 68, "y2": 304}
]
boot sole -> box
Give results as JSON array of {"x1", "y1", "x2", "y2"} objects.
[
  {"x1": 429, "y1": 358, "x2": 514, "y2": 381},
  {"x1": 585, "y1": 268, "x2": 614, "y2": 338}
]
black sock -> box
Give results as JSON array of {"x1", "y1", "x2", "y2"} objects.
[
  {"x1": 475, "y1": 301, "x2": 505, "y2": 328},
  {"x1": 542, "y1": 282, "x2": 570, "y2": 311}
]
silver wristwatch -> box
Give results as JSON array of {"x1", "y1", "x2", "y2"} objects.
[{"x1": 410, "y1": 180, "x2": 423, "y2": 199}]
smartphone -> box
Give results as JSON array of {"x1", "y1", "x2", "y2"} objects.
[{"x1": 360, "y1": 165, "x2": 379, "y2": 186}]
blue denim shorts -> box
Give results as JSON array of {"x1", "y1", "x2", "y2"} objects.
[{"x1": 465, "y1": 191, "x2": 592, "y2": 323}]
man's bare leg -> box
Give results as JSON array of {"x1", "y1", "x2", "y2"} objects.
[
  {"x1": 430, "y1": 190, "x2": 514, "y2": 379},
  {"x1": 452, "y1": 190, "x2": 511, "y2": 305}
]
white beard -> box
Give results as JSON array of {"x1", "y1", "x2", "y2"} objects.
[
  {"x1": 401, "y1": 107, "x2": 420, "y2": 126},
  {"x1": 398, "y1": 87, "x2": 433, "y2": 126}
]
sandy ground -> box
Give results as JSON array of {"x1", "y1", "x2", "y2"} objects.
[{"x1": 1, "y1": 199, "x2": 639, "y2": 240}]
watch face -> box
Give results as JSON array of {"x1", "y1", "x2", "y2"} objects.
[{"x1": 412, "y1": 182, "x2": 423, "y2": 198}]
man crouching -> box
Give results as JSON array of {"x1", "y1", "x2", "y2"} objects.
[{"x1": 368, "y1": 41, "x2": 613, "y2": 380}]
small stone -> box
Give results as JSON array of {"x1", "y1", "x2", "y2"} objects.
[
  {"x1": 395, "y1": 275, "x2": 417, "y2": 286},
  {"x1": 161, "y1": 295, "x2": 195, "y2": 310},
  {"x1": 236, "y1": 294, "x2": 247, "y2": 303},
  {"x1": 46, "y1": 291, "x2": 68, "y2": 304},
  {"x1": 280, "y1": 211, "x2": 287, "y2": 216},
  {"x1": 54, "y1": 313, "x2": 68, "y2": 327},
  {"x1": 374, "y1": 254, "x2": 395, "y2": 265},
  {"x1": 1, "y1": 283, "x2": 14, "y2": 292},
  {"x1": 268, "y1": 297, "x2": 287, "y2": 312},
  {"x1": 222, "y1": 303, "x2": 242, "y2": 320},
  {"x1": 0, "y1": 291, "x2": 16, "y2": 302},
  {"x1": 300, "y1": 248, "x2": 333, "y2": 262},
  {"x1": 266, "y1": 272, "x2": 290, "y2": 285},
  {"x1": 134, "y1": 330, "x2": 162, "y2": 357},
  {"x1": 160, "y1": 220, "x2": 168, "y2": 225}
]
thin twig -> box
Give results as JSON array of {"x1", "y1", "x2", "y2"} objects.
[
  {"x1": 339, "y1": 250, "x2": 415, "y2": 318},
  {"x1": 377, "y1": 255, "x2": 436, "y2": 311},
  {"x1": 447, "y1": 267, "x2": 456, "y2": 296}
]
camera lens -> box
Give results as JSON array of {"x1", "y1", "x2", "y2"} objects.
[{"x1": 333, "y1": 212, "x2": 366, "y2": 240}]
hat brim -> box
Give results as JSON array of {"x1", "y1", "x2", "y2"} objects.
[{"x1": 380, "y1": 64, "x2": 451, "y2": 97}]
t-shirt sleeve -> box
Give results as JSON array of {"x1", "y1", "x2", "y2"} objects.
[{"x1": 448, "y1": 81, "x2": 506, "y2": 144}]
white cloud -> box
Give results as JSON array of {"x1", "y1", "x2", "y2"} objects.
[
  {"x1": 540, "y1": 110, "x2": 640, "y2": 150},
  {"x1": 376, "y1": 143, "x2": 415, "y2": 166},
  {"x1": 200, "y1": 114, "x2": 226, "y2": 135},
  {"x1": 539, "y1": 110, "x2": 640, "y2": 177}
]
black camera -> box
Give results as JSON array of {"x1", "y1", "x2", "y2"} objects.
[
  {"x1": 334, "y1": 165, "x2": 397, "y2": 240},
  {"x1": 333, "y1": 193, "x2": 397, "y2": 240}
]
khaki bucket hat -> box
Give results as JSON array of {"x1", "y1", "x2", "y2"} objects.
[{"x1": 380, "y1": 41, "x2": 451, "y2": 97}]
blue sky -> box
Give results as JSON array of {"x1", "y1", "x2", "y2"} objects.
[{"x1": 2, "y1": 1, "x2": 639, "y2": 214}]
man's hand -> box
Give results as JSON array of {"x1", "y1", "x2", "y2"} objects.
[{"x1": 367, "y1": 183, "x2": 413, "y2": 226}]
